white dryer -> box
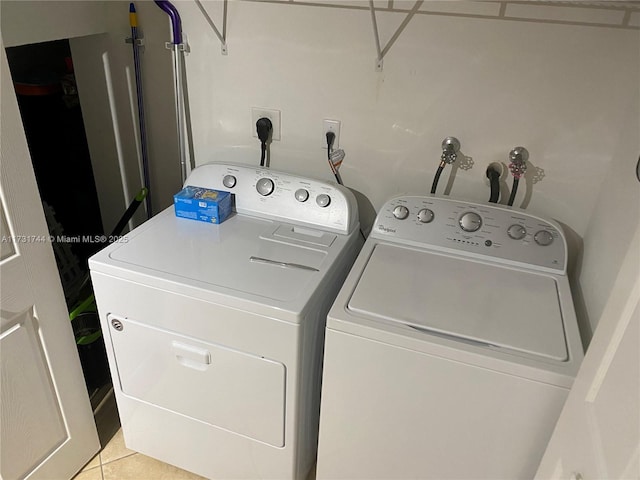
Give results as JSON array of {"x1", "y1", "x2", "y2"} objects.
[
  {"x1": 316, "y1": 195, "x2": 584, "y2": 479},
  {"x1": 89, "y1": 162, "x2": 362, "y2": 480}
]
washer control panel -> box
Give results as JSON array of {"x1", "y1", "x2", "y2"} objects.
[
  {"x1": 373, "y1": 196, "x2": 566, "y2": 272},
  {"x1": 183, "y1": 162, "x2": 359, "y2": 235}
]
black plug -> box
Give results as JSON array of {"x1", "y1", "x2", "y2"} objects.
[
  {"x1": 256, "y1": 117, "x2": 272, "y2": 143},
  {"x1": 486, "y1": 165, "x2": 500, "y2": 179},
  {"x1": 325, "y1": 130, "x2": 342, "y2": 186},
  {"x1": 326, "y1": 131, "x2": 336, "y2": 151},
  {"x1": 256, "y1": 117, "x2": 272, "y2": 167}
]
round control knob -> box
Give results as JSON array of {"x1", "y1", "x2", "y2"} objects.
[
  {"x1": 459, "y1": 212, "x2": 482, "y2": 232},
  {"x1": 256, "y1": 178, "x2": 274, "y2": 196},
  {"x1": 507, "y1": 224, "x2": 527, "y2": 240},
  {"x1": 393, "y1": 205, "x2": 410, "y2": 220},
  {"x1": 316, "y1": 194, "x2": 331, "y2": 208},
  {"x1": 295, "y1": 189, "x2": 309, "y2": 202},
  {"x1": 534, "y1": 230, "x2": 554, "y2": 246},
  {"x1": 222, "y1": 174, "x2": 237, "y2": 188},
  {"x1": 417, "y1": 208, "x2": 434, "y2": 223}
]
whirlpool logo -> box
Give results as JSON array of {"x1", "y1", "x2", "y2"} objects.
[{"x1": 378, "y1": 224, "x2": 396, "y2": 233}]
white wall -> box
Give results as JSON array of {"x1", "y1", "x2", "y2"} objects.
[
  {"x1": 574, "y1": 109, "x2": 640, "y2": 338},
  {"x1": 2, "y1": 0, "x2": 638, "y2": 339},
  {"x1": 0, "y1": 1, "x2": 110, "y2": 48},
  {"x1": 174, "y1": 0, "x2": 639, "y2": 338},
  {"x1": 178, "y1": 1, "x2": 639, "y2": 241}
]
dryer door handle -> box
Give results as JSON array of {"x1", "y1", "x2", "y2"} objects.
[{"x1": 172, "y1": 341, "x2": 211, "y2": 371}]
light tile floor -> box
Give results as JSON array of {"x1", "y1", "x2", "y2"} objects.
[
  {"x1": 74, "y1": 428, "x2": 207, "y2": 480},
  {"x1": 74, "y1": 387, "x2": 317, "y2": 480},
  {"x1": 73, "y1": 428, "x2": 207, "y2": 480},
  {"x1": 75, "y1": 428, "x2": 317, "y2": 480},
  {"x1": 73, "y1": 386, "x2": 207, "y2": 480}
]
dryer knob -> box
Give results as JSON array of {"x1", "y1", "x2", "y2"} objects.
[
  {"x1": 222, "y1": 174, "x2": 237, "y2": 188},
  {"x1": 295, "y1": 189, "x2": 309, "y2": 202},
  {"x1": 459, "y1": 212, "x2": 482, "y2": 232},
  {"x1": 417, "y1": 208, "x2": 434, "y2": 223},
  {"x1": 534, "y1": 230, "x2": 554, "y2": 246},
  {"x1": 393, "y1": 205, "x2": 410, "y2": 220},
  {"x1": 256, "y1": 178, "x2": 275, "y2": 196},
  {"x1": 316, "y1": 194, "x2": 331, "y2": 208},
  {"x1": 507, "y1": 224, "x2": 527, "y2": 240}
]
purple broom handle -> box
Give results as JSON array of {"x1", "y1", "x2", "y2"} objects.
[{"x1": 154, "y1": 0, "x2": 182, "y2": 44}]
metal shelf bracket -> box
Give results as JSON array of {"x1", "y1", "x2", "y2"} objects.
[
  {"x1": 369, "y1": 0, "x2": 423, "y2": 71},
  {"x1": 195, "y1": 0, "x2": 228, "y2": 55}
]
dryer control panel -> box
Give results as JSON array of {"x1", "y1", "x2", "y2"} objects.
[
  {"x1": 183, "y1": 162, "x2": 359, "y2": 235},
  {"x1": 372, "y1": 196, "x2": 567, "y2": 272}
]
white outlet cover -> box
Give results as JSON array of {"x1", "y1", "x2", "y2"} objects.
[
  {"x1": 323, "y1": 119, "x2": 340, "y2": 149},
  {"x1": 251, "y1": 108, "x2": 281, "y2": 141}
]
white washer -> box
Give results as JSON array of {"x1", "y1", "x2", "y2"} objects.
[
  {"x1": 316, "y1": 195, "x2": 584, "y2": 480},
  {"x1": 89, "y1": 162, "x2": 362, "y2": 480}
]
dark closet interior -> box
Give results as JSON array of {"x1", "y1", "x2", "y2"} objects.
[{"x1": 6, "y1": 38, "x2": 111, "y2": 403}]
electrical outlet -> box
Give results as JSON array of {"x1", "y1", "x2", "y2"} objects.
[
  {"x1": 484, "y1": 162, "x2": 506, "y2": 186},
  {"x1": 251, "y1": 108, "x2": 281, "y2": 141},
  {"x1": 323, "y1": 119, "x2": 341, "y2": 149}
]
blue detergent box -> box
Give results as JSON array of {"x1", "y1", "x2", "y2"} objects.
[{"x1": 173, "y1": 186, "x2": 232, "y2": 224}]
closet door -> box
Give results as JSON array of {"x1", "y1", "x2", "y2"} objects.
[
  {"x1": 1, "y1": 44, "x2": 99, "y2": 480},
  {"x1": 536, "y1": 226, "x2": 639, "y2": 480}
]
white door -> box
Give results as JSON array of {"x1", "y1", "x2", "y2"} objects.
[
  {"x1": 0, "y1": 43, "x2": 100, "y2": 479},
  {"x1": 536, "y1": 225, "x2": 640, "y2": 479}
]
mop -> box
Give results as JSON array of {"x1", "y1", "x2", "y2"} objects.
[
  {"x1": 154, "y1": 0, "x2": 189, "y2": 184},
  {"x1": 129, "y1": 3, "x2": 152, "y2": 218}
]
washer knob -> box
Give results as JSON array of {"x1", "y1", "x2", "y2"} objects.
[
  {"x1": 507, "y1": 224, "x2": 527, "y2": 240},
  {"x1": 417, "y1": 208, "x2": 434, "y2": 223},
  {"x1": 534, "y1": 230, "x2": 554, "y2": 246},
  {"x1": 222, "y1": 174, "x2": 237, "y2": 188},
  {"x1": 459, "y1": 212, "x2": 482, "y2": 232},
  {"x1": 393, "y1": 205, "x2": 410, "y2": 220},
  {"x1": 295, "y1": 189, "x2": 309, "y2": 202},
  {"x1": 256, "y1": 178, "x2": 274, "y2": 196},
  {"x1": 316, "y1": 194, "x2": 331, "y2": 207}
]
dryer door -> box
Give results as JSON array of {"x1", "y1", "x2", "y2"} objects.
[{"x1": 107, "y1": 315, "x2": 286, "y2": 447}]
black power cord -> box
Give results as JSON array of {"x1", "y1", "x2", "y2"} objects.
[
  {"x1": 256, "y1": 117, "x2": 272, "y2": 167},
  {"x1": 486, "y1": 166, "x2": 501, "y2": 203},
  {"x1": 507, "y1": 147, "x2": 529, "y2": 207},
  {"x1": 430, "y1": 161, "x2": 445, "y2": 194},
  {"x1": 507, "y1": 177, "x2": 519, "y2": 207},
  {"x1": 326, "y1": 131, "x2": 342, "y2": 184},
  {"x1": 325, "y1": 131, "x2": 366, "y2": 242},
  {"x1": 431, "y1": 137, "x2": 460, "y2": 195}
]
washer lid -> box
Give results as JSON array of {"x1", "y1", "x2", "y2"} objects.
[
  {"x1": 347, "y1": 244, "x2": 568, "y2": 361},
  {"x1": 105, "y1": 211, "x2": 331, "y2": 303}
]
